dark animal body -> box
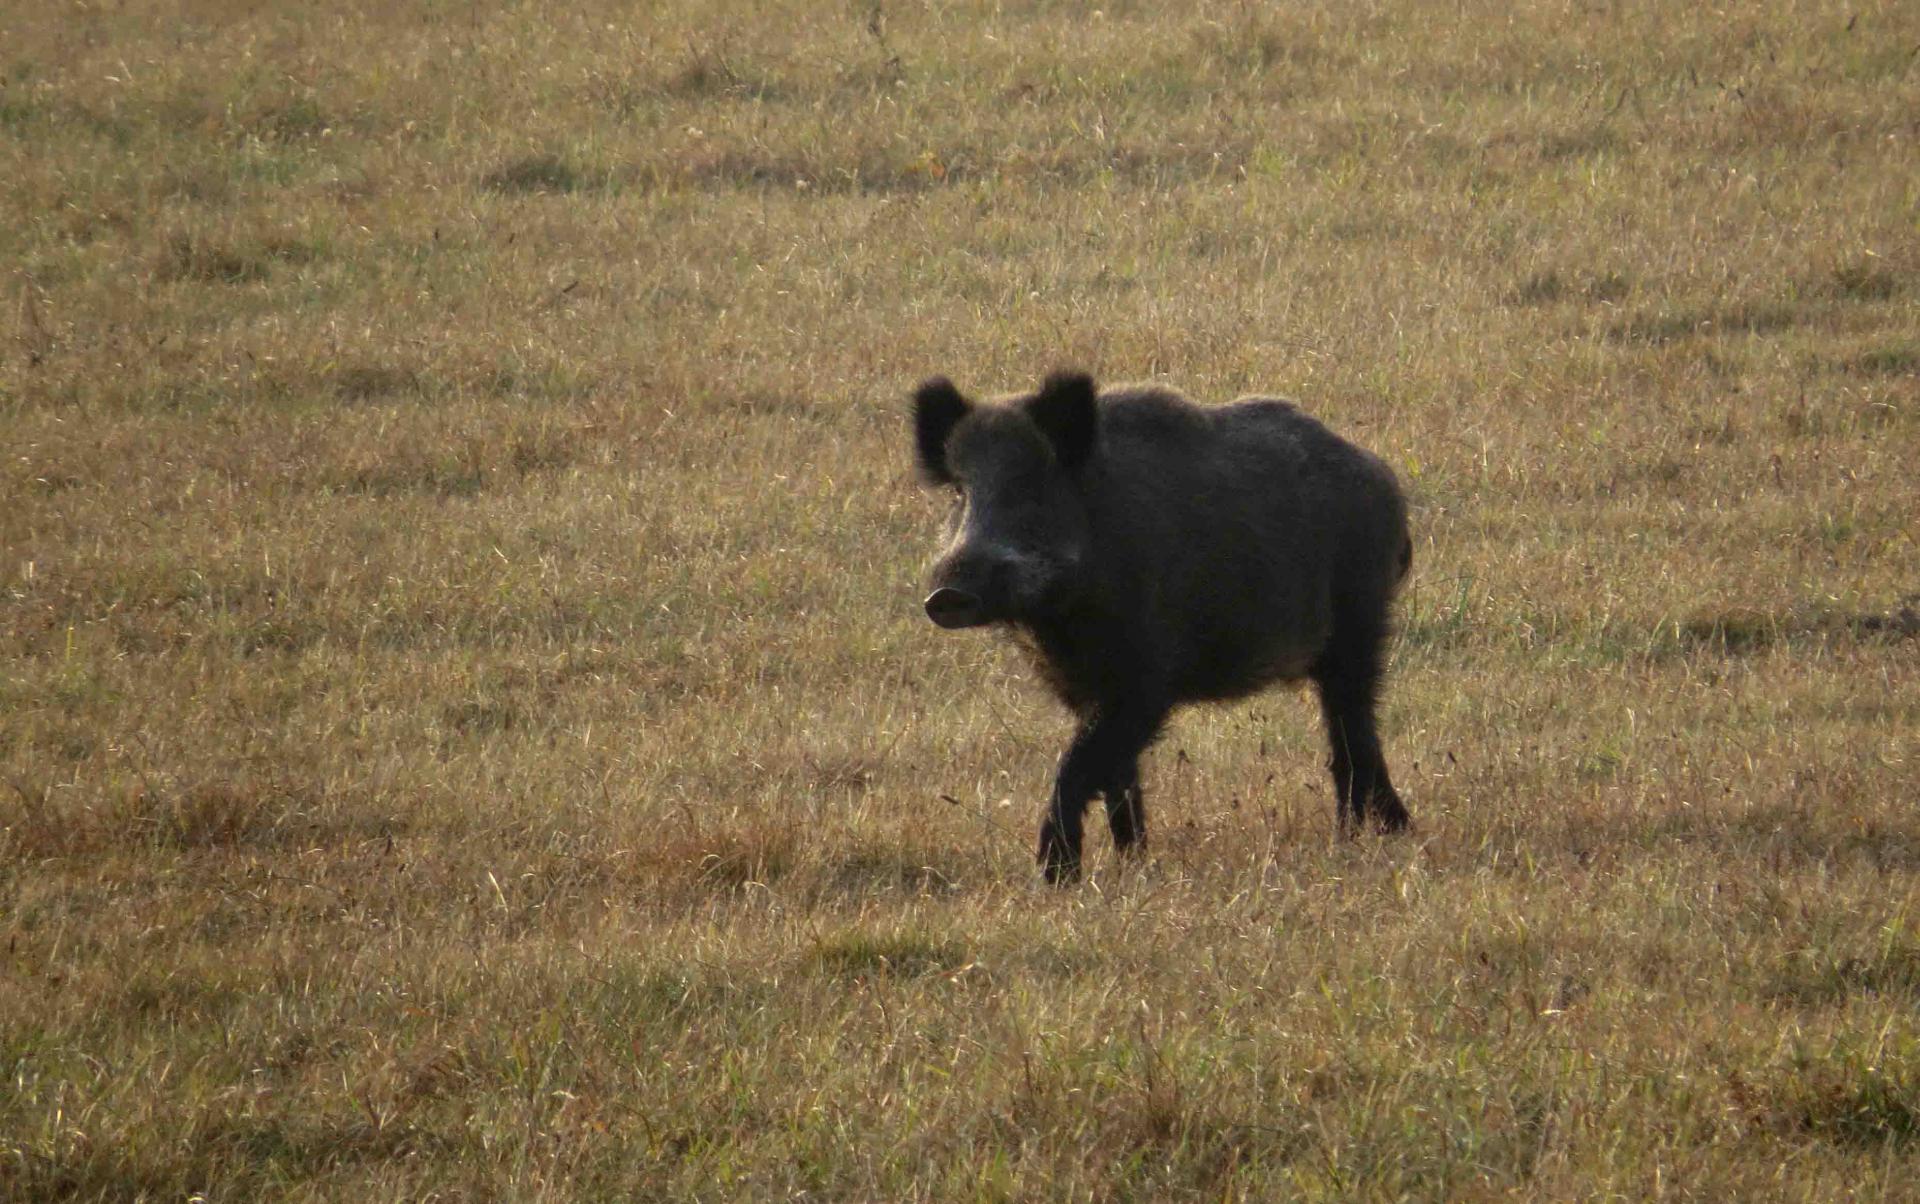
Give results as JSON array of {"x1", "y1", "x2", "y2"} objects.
[{"x1": 912, "y1": 370, "x2": 1412, "y2": 883}]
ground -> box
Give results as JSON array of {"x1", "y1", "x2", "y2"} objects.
[{"x1": 2, "y1": 1, "x2": 1917, "y2": 1198}]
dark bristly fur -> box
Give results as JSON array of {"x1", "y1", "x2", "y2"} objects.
[{"x1": 912, "y1": 370, "x2": 1413, "y2": 884}]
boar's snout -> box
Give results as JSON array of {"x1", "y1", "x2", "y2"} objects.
[
  {"x1": 926, "y1": 544, "x2": 1027, "y2": 628},
  {"x1": 927, "y1": 539, "x2": 1077, "y2": 630},
  {"x1": 924, "y1": 587, "x2": 987, "y2": 629}
]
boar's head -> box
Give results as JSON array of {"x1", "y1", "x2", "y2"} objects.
[{"x1": 912, "y1": 371, "x2": 1098, "y2": 630}]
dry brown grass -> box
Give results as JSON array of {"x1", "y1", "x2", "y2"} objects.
[{"x1": 3, "y1": 0, "x2": 1918, "y2": 1198}]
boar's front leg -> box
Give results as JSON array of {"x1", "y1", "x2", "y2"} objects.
[
  {"x1": 1038, "y1": 701, "x2": 1167, "y2": 884},
  {"x1": 1102, "y1": 764, "x2": 1145, "y2": 855}
]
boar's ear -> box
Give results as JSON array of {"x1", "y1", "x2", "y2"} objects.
[
  {"x1": 1026, "y1": 370, "x2": 1098, "y2": 471},
  {"x1": 912, "y1": 376, "x2": 971, "y2": 485}
]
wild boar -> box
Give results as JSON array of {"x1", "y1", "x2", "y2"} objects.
[{"x1": 912, "y1": 370, "x2": 1412, "y2": 883}]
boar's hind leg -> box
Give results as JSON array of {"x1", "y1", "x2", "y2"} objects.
[
  {"x1": 1038, "y1": 703, "x2": 1167, "y2": 884},
  {"x1": 1312, "y1": 607, "x2": 1410, "y2": 834}
]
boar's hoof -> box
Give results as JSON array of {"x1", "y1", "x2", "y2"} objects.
[
  {"x1": 1037, "y1": 824, "x2": 1081, "y2": 885},
  {"x1": 925, "y1": 587, "x2": 987, "y2": 629}
]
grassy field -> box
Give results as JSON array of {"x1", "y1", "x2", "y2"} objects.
[{"x1": 3, "y1": 0, "x2": 1918, "y2": 1197}]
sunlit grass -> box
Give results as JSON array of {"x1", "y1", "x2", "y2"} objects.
[{"x1": 2, "y1": 0, "x2": 1917, "y2": 1198}]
